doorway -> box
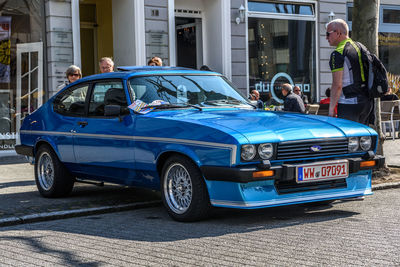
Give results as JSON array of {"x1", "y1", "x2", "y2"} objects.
[
  {"x1": 79, "y1": 0, "x2": 113, "y2": 76},
  {"x1": 176, "y1": 17, "x2": 203, "y2": 69},
  {"x1": 80, "y1": 4, "x2": 97, "y2": 76}
]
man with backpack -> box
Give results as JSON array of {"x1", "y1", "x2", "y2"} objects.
[{"x1": 326, "y1": 19, "x2": 373, "y2": 124}]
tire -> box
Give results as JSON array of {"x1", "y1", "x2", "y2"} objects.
[
  {"x1": 34, "y1": 145, "x2": 74, "y2": 198},
  {"x1": 161, "y1": 155, "x2": 211, "y2": 222}
]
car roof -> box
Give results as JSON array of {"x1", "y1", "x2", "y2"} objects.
[{"x1": 76, "y1": 66, "x2": 220, "y2": 83}]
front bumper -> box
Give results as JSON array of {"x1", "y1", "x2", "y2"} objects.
[
  {"x1": 200, "y1": 155, "x2": 385, "y2": 183},
  {"x1": 202, "y1": 155, "x2": 384, "y2": 209}
]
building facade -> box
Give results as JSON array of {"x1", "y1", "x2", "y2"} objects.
[{"x1": 1, "y1": 0, "x2": 400, "y2": 155}]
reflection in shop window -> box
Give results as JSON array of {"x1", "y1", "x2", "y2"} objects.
[
  {"x1": 379, "y1": 32, "x2": 400, "y2": 74},
  {"x1": 248, "y1": 17, "x2": 316, "y2": 104},
  {"x1": 0, "y1": 0, "x2": 44, "y2": 151}
]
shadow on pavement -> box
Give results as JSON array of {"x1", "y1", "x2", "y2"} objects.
[
  {"x1": 0, "y1": 235, "x2": 99, "y2": 266},
  {"x1": 0, "y1": 182, "x2": 160, "y2": 218},
  {"x1": 0, "y1": 201, "x2": 359, "y2": 242}
]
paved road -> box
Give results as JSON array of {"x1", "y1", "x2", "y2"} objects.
[
  {"x1": 0, "y1": 188, "x2": 398, "y2": 266},
  {"x1": 0, "y1": 163, "x2": 160, "y2": 221}
]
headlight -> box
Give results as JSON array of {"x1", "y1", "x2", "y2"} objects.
[
  {"x1": 258, "y1": 143, "x2": 273, "y2": 159},
  {"x1": 348, "y1": 137, "x2": 359, "y2": 152},
  {"x1": 241, "y1": 145, "x2": 256, "y2": 161},
  {"x1": 360, "y1": 136, "x2": 372, "y2": 151}
]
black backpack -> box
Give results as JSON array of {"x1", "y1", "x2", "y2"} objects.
[{"x1": 357, "y1": 42, "x2": 389, "y2": 98}]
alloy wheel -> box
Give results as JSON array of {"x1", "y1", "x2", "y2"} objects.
[{"x1": 164, "y1": 163, "x2": 193, "y2": 214}]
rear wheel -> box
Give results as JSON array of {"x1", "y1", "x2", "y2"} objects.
[
  {"x1": 35, "y1": 145, "x2": 74, "y2": 197},
  {"x1": 161, "y1": 155, "x2": 211, "y2": 221}
]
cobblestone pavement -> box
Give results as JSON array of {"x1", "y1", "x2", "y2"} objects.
[
  {"x1": 0, "y1": 188, "x2": 399, "y2": 266},
  {"x1": 0, "y1": 163, "x2": 160, "y2": 221}
]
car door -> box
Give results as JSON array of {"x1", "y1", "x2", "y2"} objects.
[
  {"x1": 52, "y1": 83, "x2": 89, "y2": 172},
  {"x1": 72, "y1": 79, "x2": 136, "y2": 184}
]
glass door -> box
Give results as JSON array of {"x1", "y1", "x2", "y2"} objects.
[{"x1": 16, "y1": 42, "x2": 43, "y2": 133}]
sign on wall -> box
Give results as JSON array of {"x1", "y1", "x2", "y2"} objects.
[{"x1": 0, "y1": 16, "x2": 11, "y2": 83}]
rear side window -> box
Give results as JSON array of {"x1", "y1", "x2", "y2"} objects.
[
  {"x1": 53, "y1": 85, "x2": 89, "y2": 116},
  {"x1": 88, "y1": 81, "x2": 127, "y2": 117}
]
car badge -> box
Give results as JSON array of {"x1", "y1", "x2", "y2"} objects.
[{"x1": 310, "y1": 145, "x2": 322, "y2": 152}]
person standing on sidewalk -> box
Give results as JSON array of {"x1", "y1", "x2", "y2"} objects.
[
  {"x1": 99, "y1": 57, "x2": 114, "y2": 73},
  {"x1": 326, "y1": 19, "x2": 372, "y2": 124},
  {"x1": 56, "y1": 65, "x2": 82, "y2": 91}
]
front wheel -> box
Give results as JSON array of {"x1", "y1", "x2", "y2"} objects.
[
  {"x1": 35, "y1": 145, "x2": 74, "y2": 198},
  {"x1": 161, "y1": 155, "x2": 211, "y2": 221}
]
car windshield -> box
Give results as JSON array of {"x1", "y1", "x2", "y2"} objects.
[{"x1": 128, "y1": 75, "x2": 252, "y2": 108}]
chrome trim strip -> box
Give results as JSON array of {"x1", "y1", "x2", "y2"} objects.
[
  {"x1": 21, "y1": 130, "x2": 73, "y2": 136},
  {"x1": 21, "y1": 130, "x2": 237, "y2": 165},
  {"x1": 210, "y1": 188, "x2": 372, "y2": 208}
]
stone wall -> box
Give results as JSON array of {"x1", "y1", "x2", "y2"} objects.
[
  {"x1": 145, "y1": 0, "x2": 169, "y2": 66},
  {"x1": 45, "y1": 0, "x2": 74, "y2": 97},
  {"x1": 231, "y1": 0, "x2": 247, "y2": 96}
]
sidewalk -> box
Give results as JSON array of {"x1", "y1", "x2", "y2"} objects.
[{"x1": 382, "y1": 138, "x2": 400, "y2": 167}]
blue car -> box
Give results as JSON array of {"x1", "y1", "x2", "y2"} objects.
[{"x1": 15, "y1": 67, "x2": 384, "y2": 221}]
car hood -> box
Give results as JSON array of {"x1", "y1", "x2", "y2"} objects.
[{"x1": 149, "y1": 109, "x2": 375, "y2": 143}]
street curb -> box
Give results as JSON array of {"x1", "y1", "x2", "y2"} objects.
[
  {"x1": 0, "y1": 200, "x2": 161, "y2": 227},
  {"x1": 372, "y1": 181, "x2": 400, "y2": 191}
]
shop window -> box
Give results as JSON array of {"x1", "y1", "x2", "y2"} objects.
[
  {"x1": 379, "y1": 33, "x2": 400, "y2": 74},
  {"x1": 248, "y1": 17, "x2": 316, "y2": 104},
  {"x1": 0, "y1": 0, "x2": 45, "y2": 152},
  {"x1": 383, "y1": 8, "x2": 400, "y2": 24}
]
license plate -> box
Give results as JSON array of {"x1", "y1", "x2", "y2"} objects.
[{"x1": 296, "y1": 160, "x2": 349, "y2": 183}]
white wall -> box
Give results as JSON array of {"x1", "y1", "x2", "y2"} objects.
[
  {"x1": 46, "y1": 0, "x2": 74, "y2": 96},
  {"x1": 112, "y1": 0, "x2": 136, "y2": 66},
  {"x1": 203, "y1": 0, "x2": 231, "y2": 77},
  {"x1": 175, "y1": 0, "x2": 204, "y2": 11},
  {"x1": 318, "y1": 0, "x2": 347, "y2": 100}
]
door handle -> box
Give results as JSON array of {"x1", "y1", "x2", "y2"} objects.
[{"x1": 77, "y1": 121, "x2": 88, "y2": 127}]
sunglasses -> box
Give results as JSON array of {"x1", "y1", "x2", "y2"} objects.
[
  {"x1": 69, "y1": 73, "x2": 80, "y2": 77},
  {"x1": 326, "y1": 30, "x2": 336, "y2": 37}
]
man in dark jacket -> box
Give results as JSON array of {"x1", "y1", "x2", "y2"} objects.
[
  {"x1": 249, "y1": 89, "x2": 264, "y2": 109},
  {"x1": 281, "y1": 83, "x2": 305, "y2": 113}
]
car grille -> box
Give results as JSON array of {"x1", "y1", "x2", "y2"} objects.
[
  {"x1": 276, "y1": 138, "x2": 348, "y2": 160},
  {"x1": 275, "y1": 178, "x2": 347, "y2": 194}
]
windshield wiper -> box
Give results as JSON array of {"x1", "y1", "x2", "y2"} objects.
[
  {"x1": 203, "y1": 99, "x2": 250, "y2": 106},
  {"x1": 147, "y1": 103, "x2": 202, "y2": 111}
]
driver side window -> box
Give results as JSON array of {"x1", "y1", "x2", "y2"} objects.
[
  {"x1": 53, "y1": 84, "x2": 89, "y2": 116},
  {"x1": 88, "y1": 81, "x2": 126, "y2": 117}
]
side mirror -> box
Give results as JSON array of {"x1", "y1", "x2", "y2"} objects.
[
  {"x1": 104, "y1": 105, "x2": 122, "y2": 116},
  {"x1": 104, "y1": 105, "x2": 131, "y2": 117}
]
